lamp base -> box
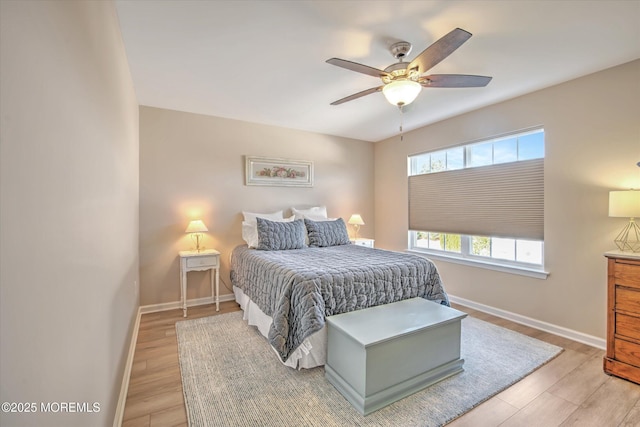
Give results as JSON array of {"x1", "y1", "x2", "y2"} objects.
[
  {"x1": 352, "y1": 224, "x2": 360, "y2": 241},
  {"x1": 614, "y1": 219, "x2": 640, "y2": 253},
  {"x1": 191, "y1": 233, "x2": 205, "y2": 252}
]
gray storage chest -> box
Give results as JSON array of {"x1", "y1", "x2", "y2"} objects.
[{"x1": 325, "y1": 297, "x2": 467, "y2": 415}]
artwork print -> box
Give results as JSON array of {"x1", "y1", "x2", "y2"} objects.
[{"x1": 245, "y1": 156, "x2": 314, "y2": 187}]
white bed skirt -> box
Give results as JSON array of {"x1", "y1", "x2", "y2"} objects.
[{"x1": 233, "y1": 285, "x2": 327, "y2": 369}]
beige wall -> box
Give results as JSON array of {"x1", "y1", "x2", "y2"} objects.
[
  {"x1": 0, "y1": 2, "x2": 139, "y2": 426},
  {"x1": 139, "y1": 107, "x2": 374, "y2": 306},
  {"x1": 375, "y1": 59, "x2": 640, "y2": 340}
]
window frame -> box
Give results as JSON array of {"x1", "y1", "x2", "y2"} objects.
[
  {"x1": 408, "y1": 232, "x2": 548, "y2": 279},
  {"x1": 407, "y1": 127, "x2": 548, "y2": 279}
]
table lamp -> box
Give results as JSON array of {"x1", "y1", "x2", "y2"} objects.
[
  {"x1": 185, "y1": 220, "x2": 208, "y2": 252},
  {"x1": 609, "y1": 190, "x2": 640, "y2": 252},
  {"x1": 348, "y1": 214, "x2": 365, "y2": 240}
]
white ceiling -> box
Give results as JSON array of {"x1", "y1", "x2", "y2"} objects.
[{"x1": 115, "y1": 1, "x2": 640, "y2": 142}]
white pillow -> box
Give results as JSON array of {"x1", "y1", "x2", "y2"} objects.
[
  {"x1": 305, "y1": 214, "x2": 335, "y2": 222},
  {"x1": 242, "y1": 212, "x2": 294, "y2": 248},
  {"x1": 243, "y1": 210, "x2": 284, "y2": 224},
  {"x1": 291, "y1": 206, "x2": 328, "y2": 220}
]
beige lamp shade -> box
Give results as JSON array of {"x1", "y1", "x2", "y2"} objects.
[
  {"x1": 185, "y1": 219, "x2": 208, "y2": 233},
  {"x1": 348, "y1": 214, "x2": 365, "y2": 226},
  {"x1": 609, "y1": 190, "x2": 640, "y2": 218}
]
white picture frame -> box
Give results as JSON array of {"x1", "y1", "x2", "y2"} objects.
[{"x1": 245, "y1": 156, "x2": 314, "y2": 187}]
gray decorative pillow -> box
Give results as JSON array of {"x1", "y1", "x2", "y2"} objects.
[
  {"x1": 304, "y1": 218, "x2": 351, "y2": 247},
  {"x1": 256, "y1": 217, "x2": 306, "y2": 250}
]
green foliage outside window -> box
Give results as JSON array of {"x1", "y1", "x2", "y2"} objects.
[
  {"x1": 427, "y1": 232, "x2": 460, "y2": 252},
  {"x1": 472, "y1": 236, "x2": 491, "y2": 256},
  {"x1": 443, "y1": 234, "x2": 461, "y2": 252}
]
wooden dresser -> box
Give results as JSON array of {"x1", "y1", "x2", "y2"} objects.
[{"x1": 604, "y1": 251, "x2": 640, "y2": 384}]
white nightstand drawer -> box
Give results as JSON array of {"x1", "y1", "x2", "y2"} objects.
[
  {"x1": 187, "y1": 256, "x2": 217, "y2": 268},
  {"x1": 351, "y1": 238, "x2": 375, "y2": 248}
]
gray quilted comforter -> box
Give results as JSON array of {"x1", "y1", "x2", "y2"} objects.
[{"x1": 230, "y1": 244, "x2": 449, "y2": 363}]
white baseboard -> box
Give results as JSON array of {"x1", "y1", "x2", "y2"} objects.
[
  {"x1": 449, "y1": 294, "x2": 606, "y2": 350},
  {"x1": 113, "y1": 306, "x2": 141, "y2": 427},
  {"x1": 139, "y1": 294, "x2": 236, "y2": 314}
]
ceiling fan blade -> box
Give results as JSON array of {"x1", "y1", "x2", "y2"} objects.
[
  {"x1": 420, "y1": 74, "x2": 492, "y2": 88},
  {"x1": 330, "y1": 86, "x2": 383, "y2": 105},
  {"x1": 326, "y1": 58, "x2": 390, "y2": 79},
  {"x1": 408, "y1": 28, "x2": 472, "y2": 74}
]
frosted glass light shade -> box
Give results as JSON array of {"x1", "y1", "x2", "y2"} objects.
[
  {"x1": 609, "y1": 190, "x2": 640, "y2": 218},
  {"x1": 382, "y1": 80, "x2": 422, "y2": 106},
  {"x1": 348, "y1": 214, "x2": 365, "y2": 226},
  {"x1": 185, "y1": 220, "x2": 208, "y2": 233}
]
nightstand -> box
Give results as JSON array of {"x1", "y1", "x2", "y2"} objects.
[
  {"x1": 179, "y1": 249, "x2": 220, "y2": 317},
  {"x1": 351, "y1": 238, "x2": 375, "y2": 248}
]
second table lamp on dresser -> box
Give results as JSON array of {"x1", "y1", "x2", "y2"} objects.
[
  {"x1": 185, "y1": 219, "x2": 208, "y2": 252},
  {"x1": 609, "y1": 190, "x2": 640, "y2": 252}
]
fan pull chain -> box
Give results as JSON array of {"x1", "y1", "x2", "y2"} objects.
[{"x1": 398, "y1": 105, "x2": 404, "y2": 142}]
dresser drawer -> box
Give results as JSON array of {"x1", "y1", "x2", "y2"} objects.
[
  {"x1": 614, "y1": 261, "x2": 640, "y2": 289},
  {"x1": 616, "y1": 286, "x2": 640, "y2": 314},
  {"x1": 186, "y1": 255, "x2": 218, "y2": 268},
  {"x1": 616, "y1": 312, "x2": 640, "y2": 341},
  {"x1": 614, "y1": 338, "x2": 640, "y2": 368}
]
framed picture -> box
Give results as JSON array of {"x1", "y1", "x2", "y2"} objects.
[{"x1": 245, "y1": 156, "x2": 314, "y2": 187}]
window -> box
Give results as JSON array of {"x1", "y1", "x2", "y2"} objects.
[
  {"x1": 408, "y1": 128, "x2": 545, "y2": 275},
  {"x1": 409, "y1": 129, "x2": 544, "y2": 175},
  {"x1": 414, "y1": 232, "x2": 461, "y2": 253}
]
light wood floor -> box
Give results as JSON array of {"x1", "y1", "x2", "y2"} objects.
[{"x1": 122, "y1": 301, "x2": 640, "y2": 427}]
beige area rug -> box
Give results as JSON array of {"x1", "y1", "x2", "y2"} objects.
[{"x1": 176, "y1": 311, "x2": 562, "y2": 427}]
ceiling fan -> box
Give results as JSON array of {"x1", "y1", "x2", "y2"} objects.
[{"x1": 326, "y1": 28, "x2": 492, "y2": 108}]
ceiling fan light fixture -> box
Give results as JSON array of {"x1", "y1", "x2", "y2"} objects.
[{"x1": 382, "y1": 80, "x2": 422, "y2": 107}]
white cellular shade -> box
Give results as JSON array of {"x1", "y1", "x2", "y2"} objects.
[{"x1": 409, "y1": 158, "x2": 544, "y2": 240}]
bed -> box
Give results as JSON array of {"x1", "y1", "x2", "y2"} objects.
[{"x1": 230, "y1": 208, "x2": 449, "y2": 368}]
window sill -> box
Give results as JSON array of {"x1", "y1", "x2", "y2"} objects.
[{"x1": 406, "y1": 249, "x2": 550, "y2": 280}]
